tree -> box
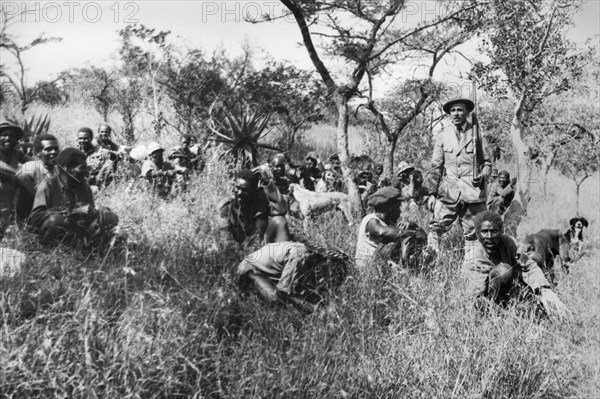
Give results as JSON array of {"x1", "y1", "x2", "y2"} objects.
[
  {"x1": 238, "y1": 61, "x2": 329, "y2": 151},
  {"x1": 0, "y1": 8, "x2": 62, "y2": 115},
  {"x1": 160, "y1": 50, "x2": 229, "y2": 139},
  {"x1": 119, "y1": 24, "x2": 174, "y2": 136},
  {"x1": 266, "y1": 1, "x2": 480, "y2": 204},
  {"x1": 69, "y1": 67, "x2": 118, "y2": 121},
  {"x1": 29, "y1": 80, "x2": 69, "y2": 106},
  {"x1": 554, "y1": 134, "x2": 599, "y2": 214},
  {"x1": 112, "y1": 78, "x2": 142, "y2": 144},
  {"x1": 366, "y1": 78, "x2": 447, "y2": 174},
  {"x1": 472, "y1": 0, "x2": 591, "y2": 210}
]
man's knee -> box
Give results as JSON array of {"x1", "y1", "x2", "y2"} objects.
[
  {"x1": 39, "y1": 213, "x2": 67, "y2": 241},
  {"x1": 97, "y1": 207, "x2": 119, "y2": 230}
]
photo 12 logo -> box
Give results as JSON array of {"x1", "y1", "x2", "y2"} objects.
[
  {"x1": 200, "y1": 1, "x2": 295, "y2": 23},
  {"x1": 0, "y1": 1, "x2": 140, "y2": 24}
]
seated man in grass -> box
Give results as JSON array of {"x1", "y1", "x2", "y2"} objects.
[
  {"x1": 237, "y1": 241, "x2": 349, "y2": 313},
  {"x1": 486, "y1": 170, "x2": 515, "y2": 215},
  {"x1": 29, "y1": 148, "x2": 119, "y2": 245},
  {"x1": 141, "y1": 142, "x2": 186, "y2": 198},
  {"x1": 355, "y1": 187, "x2": 426, "y2": 274},
  {"x1": 218, "y1": 169, "x2": 290, "y2": 248},
  {"x1": 1, "y1": 122, "x2": 33, "y2": 239},
  {"x1": 463, "y1": 210, "x2": 566, "y2": 318},
  {"x1": 15, "y1": 134, "x2": 60, "y2": 224}
]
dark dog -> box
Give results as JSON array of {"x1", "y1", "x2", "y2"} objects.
[{"x1": 521, "y1": 229, "x2": 570, "y2": 284}]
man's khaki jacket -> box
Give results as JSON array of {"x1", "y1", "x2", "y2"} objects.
[{"x1": 427, "y1": 122, "x2": 491, "y2": 204}]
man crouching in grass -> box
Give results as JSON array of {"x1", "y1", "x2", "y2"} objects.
[
  {"x1": 464, "y1": 210, "x2": 567, "y2": 319},
  {"x1": 237, "y1": 241, "x2": 349, "y2": 313},
  {"x1": 218, "y1": 169, "x2": 290, "y2": 249},
  {"x1": 29, "y1": 148, "x2": 119, "y2": 247}
]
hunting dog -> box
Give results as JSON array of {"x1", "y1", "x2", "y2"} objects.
[
  {"x1": 564, "y1": 217, "x2": 588, "y2": 244},
  {"x1": 521, "y1": 229, "x2": 571, "y2": 284},
  {"x1": 288, "y1": 183, "x2": 353, "y2": 231},
  {"x1": 564, "y1": 217, "x2": 589, "y2": 262}
]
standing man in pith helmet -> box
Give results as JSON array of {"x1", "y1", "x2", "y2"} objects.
[{"x1": 425, "y1": 98, "x2": 491, "y2": 259}]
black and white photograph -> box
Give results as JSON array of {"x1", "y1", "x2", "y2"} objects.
[{"x1": 1, "y1": 0, "x2": 598, "y2": 397}]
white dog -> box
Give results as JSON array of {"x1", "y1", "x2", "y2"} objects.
[{"x1": 288, "y1": 183, "x2": 354, "y2": 231}]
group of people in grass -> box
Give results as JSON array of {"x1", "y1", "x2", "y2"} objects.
[{"x1": 0, "y1": 98, "x2": 565, "y2": 318}]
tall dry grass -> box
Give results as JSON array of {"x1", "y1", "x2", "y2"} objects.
[{"x1": 0, "y1": 103, "x2": 598, "y2": 398}]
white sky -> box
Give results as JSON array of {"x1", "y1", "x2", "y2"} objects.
[{"x1": 1, "y1": 0, "x2": 599, "y2": 97}]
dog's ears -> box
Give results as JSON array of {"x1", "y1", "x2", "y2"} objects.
[{"x1": 570, "y1": 217, "x2": 589, "y2": 228}]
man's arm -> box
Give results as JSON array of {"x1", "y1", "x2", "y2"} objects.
[
  {"x1": 508, "y1": 237, "x2": 550, "y2": 292},
  {"x1": 365, "y1": 218, "x2": 403, "y2": 245},
  {"x1": 426, "y1": 134, "x2": 444, "y2": 196}
]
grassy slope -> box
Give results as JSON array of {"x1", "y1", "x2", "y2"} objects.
[{"x1": 1, "y1": 104, "x2": 598, "y2": 398}]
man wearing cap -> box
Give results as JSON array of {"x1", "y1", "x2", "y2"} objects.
[
  {"x1": 29, "y1": 148, "x2": 119, "y2": 245},
  {"x1": 486, "y1": 170, "x2": 514, "y2": 215},
  {"x1": 426, "y1": 98, "x2": 491, "y2": 255},
  {"x1": 391, "y1": 161, "x2": 416, "y2": 201},
  {"x1": 0, "y1": 122, "x2": 32, "y2": 238},
  {"x1": 299, "y1": 152, "x2": 323, "y2": 191},
  {"x1": 77, "y1": 127, "x2": 114, "y2": 189},
  {"x1": 355, "y1": 187, "x2": 412, "y2": 271},
  {"x1": 141, "y1": 142, "x2": 184, "y2": 198},
  {"x1": 15, "y1": 134, "x2": 60, "y2": 224},
  {"x1": 237, "y1": 241, "x2": 349, "y2": 313}
]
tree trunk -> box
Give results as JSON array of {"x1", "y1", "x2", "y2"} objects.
[
  {"x1": 387, "y1": 135, "x2": 398, "y2": 178},
  {"x1": 510, "y1": 102, "x2": 531, "y2": 212},
  {"x1": 541, "y1": 161, "x2": 551, "y2": 198},
  {"x1": 575, "y1": 183, "x2": 581, "y2": 215},
  {"x1": 335, "y1": 92, "x2": 360, "y2": 213},
  {"x1": 335, "y1": 93, "x2": 350, "y2": 163},
  {"x1": 151, "y1": 75, "x2": 161, "y2": 137}
]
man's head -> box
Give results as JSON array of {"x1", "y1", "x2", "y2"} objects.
[
  {"x1": 270, "y1": 153, "x2": 287, "y2": 178},
  {"x1": 33, "y1": 134, "x2": 59, "y2": 167},
  {"x1": 329, "y1": 153, "x2": 341, "y2": 166},
  {"x1": 181, "y1": 134, "x2": 192, "y2": 149},
  {"x1": 498, "y1": 170, "x2": 510, "y2": 188},
  {"x1": 368, "y1": 187, "x2": 403, "y2": 223},
  {"x1": 147, "y1": 142, "x2": 164, "y2": 166},
  {"x1": 77, "y1": 127, "x2": 94, "y2": 152},
  {"x1": 397, "y1": 161, "x2": 415, "y2": 184},
  {"x1": 98, "y1": 124, "x2": 112, "y2": 141},
  {"x1": 305, "y1": 152, "x2": 318, "y2": 169},
  {"x1": 55, "y1": 147, "x2": 88, "y2": 188},
  {"x1": 234, "y1": 169, "x2": 259, "y2": 202},
  {"x1": 323, "y1": 169, "x2": 338, "y2": 186},
  {"x1": 0, "y1": 122, "x2": 24, "y2": 154},
  {"x1": 412, "y1": 170, "x2": 423, "y2": 188},
  {"x1": 375, "y1": 163, "x2": 384, "y2": 176},
  {"x1": 474, "y1": 210, "x2": 504, "y2": 254},
  {"x1": 491, "y1": 168, "x2": 499, "y2": 180},
  {"x1": 443, "y1": 98, "x2": 474, "y2": 127}
]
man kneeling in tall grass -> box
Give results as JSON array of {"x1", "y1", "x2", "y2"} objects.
[
  {"x1": 218, "y1": 169, "x2": 290, "y2": 248},
  {"x1": 237, "y1": 241, "x2": 349, "y2": 313},
  {"x1": 463, "y1": 210, "x2": 566, "y2": 318},
  {"x1": 29, "y1": 148, "x2": 119, "y2": 246}
]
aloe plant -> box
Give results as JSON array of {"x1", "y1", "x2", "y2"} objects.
[
  {"x1": 5, "y1": 113, "x2": 51, "y2": 137},
  {"x1": 208, "y1": 106, "x2": 280, "y2": 168}
]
